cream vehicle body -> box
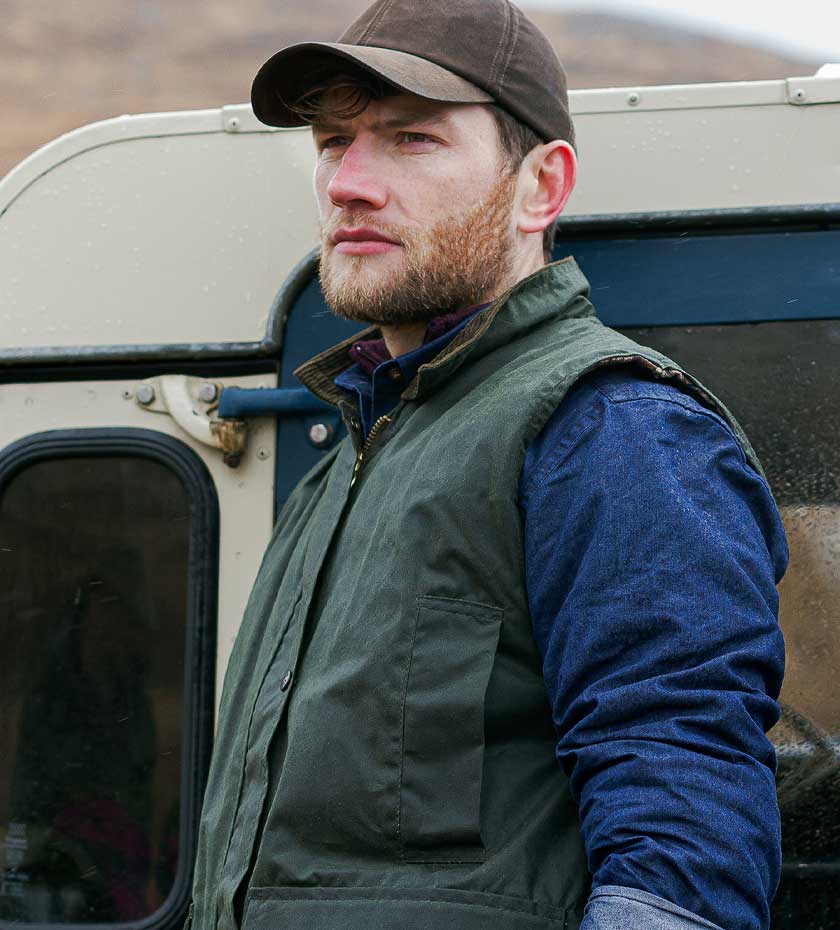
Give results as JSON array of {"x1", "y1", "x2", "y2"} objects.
[{"x1": 1, "y1": 67, "x2": 839, "y2": 929}]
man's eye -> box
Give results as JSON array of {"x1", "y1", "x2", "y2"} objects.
[
  {"x1": 320, "y1": 136, "x2": 351, "y2": 150},
  {"x1": 399, "y1": 132, "x2": 435, "y2": 144}
]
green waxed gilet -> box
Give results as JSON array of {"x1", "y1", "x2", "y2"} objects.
[{"x1": 189, "y1": 258, "x2": 762, "y2": 930}]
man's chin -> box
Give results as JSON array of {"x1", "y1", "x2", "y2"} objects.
[{"x1": 323, "y1": 252, "x2": 405, "y2": 294}]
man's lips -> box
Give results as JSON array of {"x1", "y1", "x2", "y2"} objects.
[{"x1": 332, "y1": 227, "x2": 402, "y2": 255}]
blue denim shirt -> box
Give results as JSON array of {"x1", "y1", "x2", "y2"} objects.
[{"x1": 334, "y1": 314, "x2": 787, "y2": 930}]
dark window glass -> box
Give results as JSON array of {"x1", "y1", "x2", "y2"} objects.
[
  {"x1": 622, "y1": 321, "x2": 840, "y2": 929},
  {"x1": 0, "y1": 455, "x2": 191, "y2": 924}
]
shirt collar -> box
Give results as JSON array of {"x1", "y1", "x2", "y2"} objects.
[{"x1": 348, "y1": 301, "x2": 490, "y2": 378}]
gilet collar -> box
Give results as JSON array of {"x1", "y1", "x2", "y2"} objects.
[{"x1": 294, "y1": 257, "x2": 592, "y2": 407}]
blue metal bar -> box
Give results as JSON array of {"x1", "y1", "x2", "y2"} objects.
[{"x1": 218, "y1": 387, "x2": 334, "y2": 418}]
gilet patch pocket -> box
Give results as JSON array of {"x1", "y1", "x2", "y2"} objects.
[{"x1": 398, "y1": 595, "x2": 503, "y2": 862}]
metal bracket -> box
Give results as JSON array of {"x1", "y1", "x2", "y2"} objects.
[
  {"x1": 132, "y1": 375, "x2": 248, "y2": 467},
  {"x1": 786, "y1": 70, "x2": 840, "y2": 105}
]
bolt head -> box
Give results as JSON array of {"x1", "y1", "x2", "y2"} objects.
[
  {"x1": 309, "y1": 423, "x2": 333, "y2": 447},
  {"x1": 198, "y1": 382, "x2": 218, "y2": 403},
  {"x1": 628, "y1": 92, "x2": 640, "y2": 106},
  {"x1": 136, "y1": 384, "x2": 155, "y2": 405}
]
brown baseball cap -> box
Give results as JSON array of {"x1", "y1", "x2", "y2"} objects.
[{"x1": 251, "y1": 0, "x2": 575, "y2": 147}]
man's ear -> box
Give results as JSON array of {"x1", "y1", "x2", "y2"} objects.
[{"x1": 516, "y1": 141, "x2": 577, "y2": 235}]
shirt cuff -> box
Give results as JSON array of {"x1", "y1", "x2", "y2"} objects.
[{"x1": 581, "y1": 885, "x2": 725, "y2": 930}]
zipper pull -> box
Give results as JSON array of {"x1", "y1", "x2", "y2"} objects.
[
  {"x1": 350, "y1": 414, "x2": 392, "y2": 488},
  {"x1": 351, "y1": 453, "x2": 363, "y2": 488}
]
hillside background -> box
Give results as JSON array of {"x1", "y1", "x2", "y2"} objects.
[{"x1": 1, "y1": 0, "x2": 819, "y2": 178}]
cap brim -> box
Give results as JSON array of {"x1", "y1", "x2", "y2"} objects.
[{"x1": 251, "y1": 42, "x2": 493, "y2": 127}]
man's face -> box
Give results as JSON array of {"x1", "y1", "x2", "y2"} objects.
[{"x1": 312, "y1": 91, "x2": 519, "y2": 325}]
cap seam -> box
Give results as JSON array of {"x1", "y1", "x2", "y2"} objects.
[
  {"x1": 356, "y1": 0, "x2": 396, "y2": 45},
  {"x1": 488, "y1": 0, "x2": 512, "y2": 89},
  {"x1": 496, "y1": 3, "x2": 521, "y2": 94}
]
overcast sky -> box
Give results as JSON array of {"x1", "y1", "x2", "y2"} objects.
[{"x1": 522, "y1": 0, "x2": 840, "y2": 62}]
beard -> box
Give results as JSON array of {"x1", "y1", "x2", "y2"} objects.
[{"x1": 318, "y1": 170, "x2": 519, "y2": 325}]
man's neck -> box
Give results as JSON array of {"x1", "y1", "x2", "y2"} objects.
[{"x1": 380, "y1": 321, "x2": 428, "y2": 358}]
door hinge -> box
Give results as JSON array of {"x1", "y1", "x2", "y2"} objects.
[{"x1": 133, "y1": 375, "x2": 247, "y2": 467}]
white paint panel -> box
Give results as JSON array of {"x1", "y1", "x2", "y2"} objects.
[
  {"x1": 566, "y1": 100, "x2": 840, "y2": 215},
  {"x1": 1, "y1": 114, "x2": 319, "y2": 350}
]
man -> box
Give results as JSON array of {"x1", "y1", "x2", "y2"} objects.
[{"x1": 189, "y1": 2, "x2": 787, "y2": 929}]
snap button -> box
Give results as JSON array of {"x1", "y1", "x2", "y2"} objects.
[
  {"x1": 387, "y1": 367, "x2": 403, "y2": 382},
  {"x1": 281, "y1": 670, "x2": 293, "y2": 692}
]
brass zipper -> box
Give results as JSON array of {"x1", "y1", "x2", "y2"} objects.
[{"x1": 350, "y1": 414, "x2": 392, "y2": 488}]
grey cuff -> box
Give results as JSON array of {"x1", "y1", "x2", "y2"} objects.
[{"x1": 580, "y1": 885, "x2": 725, "y2": 930}]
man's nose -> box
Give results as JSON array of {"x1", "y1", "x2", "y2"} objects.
[{"x1": 326, "y1": 140, "x2": 388, "y2": 211}]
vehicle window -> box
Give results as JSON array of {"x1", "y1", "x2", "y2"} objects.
[
  {"x1": 622, "y1": 320, "x2": 840, "y2": 929},
  {"x1": 0, "y1": 437, "x2": 215, "y2": 925}
]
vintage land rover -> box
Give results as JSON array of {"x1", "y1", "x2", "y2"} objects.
[{"x1": 1, "y1": 66, "x2": 839, "y2": 929}]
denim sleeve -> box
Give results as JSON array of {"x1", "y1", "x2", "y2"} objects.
[{"x1": 519, "y1": 369, "x2": 788, "y2": 930}]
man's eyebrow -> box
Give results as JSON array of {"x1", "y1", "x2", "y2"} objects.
[
  {"x1": 312, "y1": 109, "x2": 454, "y2": 135},
  {"x1": 373, "y1": 110, "x2": 453, "y2": 131},
  {"x1": 311, "y1": 118, "x2": 355, "y2": 135}
]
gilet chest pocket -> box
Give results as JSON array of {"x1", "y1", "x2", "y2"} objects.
[{"x1": 398, "y1": 595, "x2": 503, "y2": 862}]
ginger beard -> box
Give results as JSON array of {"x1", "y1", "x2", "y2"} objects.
[{"x1": 318, "y1": 169, "x2": 519, "y2": 325}]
